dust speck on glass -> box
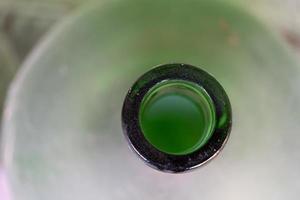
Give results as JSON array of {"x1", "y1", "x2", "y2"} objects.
[{"x1": 122, "y1": 63, "x2": 232, "y2": 173}]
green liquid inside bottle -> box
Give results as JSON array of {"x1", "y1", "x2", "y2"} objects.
[{"x1": 139, "y1": 80, "x2": 216, "y2": 155}]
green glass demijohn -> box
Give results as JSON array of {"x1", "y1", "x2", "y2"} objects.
[{"x1": 1, "y1": 0, "x2": 300, "y2": 199}]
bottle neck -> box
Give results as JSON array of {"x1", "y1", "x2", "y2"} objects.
[{"x1": 122, "y1": 63, "x2": 232, "y2": 173}]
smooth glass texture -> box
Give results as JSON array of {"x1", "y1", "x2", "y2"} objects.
[
  {"x1": 139, "y1": 80, "x2": 215, "y2": 155},
  {"x1": 1, "y1": 0, "x2": 300, "y2": 200}
]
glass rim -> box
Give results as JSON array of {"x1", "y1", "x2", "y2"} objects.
[{"x1": 122, "y1": 63, "x2": 232, "y2": 173}]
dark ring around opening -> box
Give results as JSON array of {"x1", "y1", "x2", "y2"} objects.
[{"x1": 122, "y1": 63, "x2": 232, "y2": 173}]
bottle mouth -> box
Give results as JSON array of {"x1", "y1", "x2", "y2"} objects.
[
  {"x1": 139, "y1": 80, "x2": 216, "y2": 155},
  {"x1": 122, "y1": 63, "x2": 232, "y2": 173}
]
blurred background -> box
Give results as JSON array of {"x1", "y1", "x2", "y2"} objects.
[
  {"x1": 0, "y1": 0, "x2": 299, "y2": 64},
  {"x1": 0, "y1": 0, "x2": 299, "y2": 199}
]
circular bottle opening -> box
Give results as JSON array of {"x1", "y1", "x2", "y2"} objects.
[
  {"x1": 122, "y1": 63, "x2": 232, "y2": 173},
  {"x1": 139, "y1": 80, "x2": 216, "y2": 155}
]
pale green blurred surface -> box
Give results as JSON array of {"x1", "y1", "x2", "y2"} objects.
[
  {"x1": 0, "y1": 0, "x2": 300, "y2": 200},
  {"x1": 1, "y1": 0, "x2": 300, "y2": 200},
  {"x1": 0, "y1": 0, "x2": 299, "y2": 118}
]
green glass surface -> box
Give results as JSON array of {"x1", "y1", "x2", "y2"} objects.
[
  {"x1": 2, "y1": 0, "x2": 300, "y2": 198},
  {"x1": 139, "y1": 80, "x2": 216, "y2": 155}
]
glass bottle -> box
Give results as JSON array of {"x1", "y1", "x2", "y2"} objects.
[{"x1": 1, "y1": 0, "x2": 300, "y2": 200}]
